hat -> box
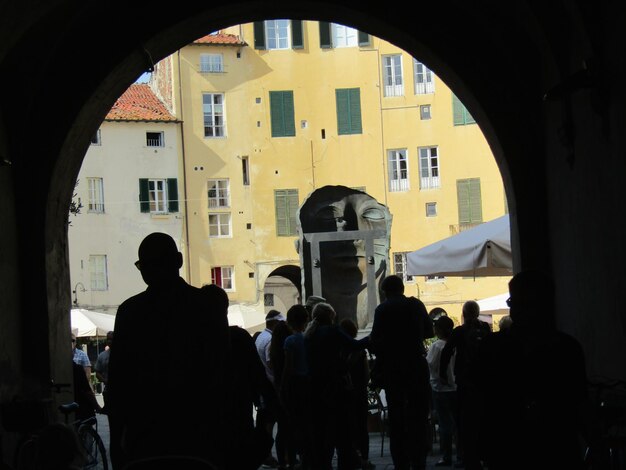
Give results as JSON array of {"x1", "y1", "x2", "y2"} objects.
[
  {"x1": 265, "y1": 310, "x2": 286, "y2": 321},
  {"x1": 305, "y1": 295, "x2": 326, "y2": 308}
]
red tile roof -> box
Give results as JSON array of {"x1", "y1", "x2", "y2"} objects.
[
  {"x1": 193, "y1": 32, "x2": 247, "y2": 46},
  {"x1": 106, "y1": 84, "x2": 176, "y2": 122}
]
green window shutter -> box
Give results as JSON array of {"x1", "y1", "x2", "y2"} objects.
[
  {"x1": 358, "y1": 30, "x2": 371, "y2": 46},
  {"x1": 167, "y1": 178, "x2": 179, "y2": 213},
  {"x1": 270, "y1": 91, "x2": 284, "y2": 137},
  {"x1": 457, "y1": 178, "x2": 482, "y2": 224},
  {"x1": 452, "y1": 94, "x2": 465, "y2": 126},
  {"x1": 291, "y1": 20, "x2": 304, "y2": 49},
  {"x1": 468, "y1": 178, "x2": 482, "y2": 223},
  {"x1": 287, "y1": 190, "x2": 299, "y2": 235},
  {"x1": 336, "y1": 89, "x2": 350, "y2": 135},
  {"x1": 275, "y1": 189, "x2": 299, "y2": 236},
  {"x1": 282, "y1": 91, "x2": 295, "y2": 136},
  {"x1": 269, "y1": 91, "x2": 295, "y2": 137},
  {"x1": 319, "y1": 21, "x2": 332, "y2": 48},
  {"x1": 275, "y1": 190, "x2": 288, "y2": 236},
  {"x1": 253, "y1": 21, "x2": 266, "y2": 50},
  {"x1": 349, "y1": 88, "x2": 362, "y2": 134},
  {"x1": 457, "y1": 179, "x2": 470, "y2": 224},
  {"x1": 453, "y1": 93, "x2": 476, "y2": 125},
  {"x1": 336, "y1": 88, "x2": 362, "y2": 135},
  {"x1": 139, "y1": 179, "x2": 150, "y2": 213}
]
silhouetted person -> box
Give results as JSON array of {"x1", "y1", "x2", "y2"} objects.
[
  {"x1": 497, "y1": 315, "x2": 512, "y2": 331},
  {"x1": 369, "y1": 275, "x2": 434, "y2": 470},
  {"x1": 73, "y1": 360, "x2": 102, "y2": 420},
  {"x1": 304, "y1": 295, "x2": 325, "y2": 322},
  {"x1": 201, "y1": 284, "x2": 273, "y2": 470},
  {"x1": 269, "y1": 320, "x2": 297, "y2": 469},
  {"x1": 71, "y1": 332, "x2": 92, "y2": 386},
  {"x1": 474, "y1": 270, "x2": 589, "y2": 470},
  {"x1": 439, "y1": 300, "x2": 491, "y2": 469},
  {"x1": 282, "y1": 304, "x2": 312, "y2": 469},
  {"x1": 305, "y1": 302, "x2": 369, "y2": 470},
  {"x1": 94, "y1": 330, "x2": 113, "y2": 412},
  {"x1": 107, "y1": 232, "x2": 231, "y2": 469},
  {"x1": 426, "y1": 315, "x2": 458, "y2": 467},
  {"x1": 339, "y1": 318, "x2": 372, "y2": 470},
  {"x1": 254, "y1": 309, "x2": 286, "y2": 467}
]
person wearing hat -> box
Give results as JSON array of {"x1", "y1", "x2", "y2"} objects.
[{"x1": 304, "y1": 295, "x2": 326, "y2": 321}]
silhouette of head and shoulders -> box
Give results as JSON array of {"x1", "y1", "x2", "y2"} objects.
[{"x1": 134, "y1": 231, "x2": 184, "y2": 290}]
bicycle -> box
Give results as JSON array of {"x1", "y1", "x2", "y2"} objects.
[
  {"x1": 583, "y1": 377, "x2": 626, "y2": 470},
  {"x1": 58, "y1": 402, "x2": 108, "y2": 470}
]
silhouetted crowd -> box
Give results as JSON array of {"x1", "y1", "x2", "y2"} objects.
[{"x1": 52, "y1": 233, "x2": 594, "y2": 470}]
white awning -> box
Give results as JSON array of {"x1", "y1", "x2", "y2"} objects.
[
  {"x1": 407, "y1": 215, "x2": 512, "y2": 277},
  {"x1": 71, "y1": 308, "x2": 115, "y2": 337}
]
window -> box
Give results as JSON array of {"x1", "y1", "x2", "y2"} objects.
[
  {"x1": 452, "y1": 94, "x2": 476, "y2": 125},
  {"x1": 335, "y1": 88, "x2": 362, "y2": 135},
  {"x1": 269, "y1": 91, "x2": 295, "y2": 137},
  {"x1": 146, "y1": 132, "x2": 164, "y2": 147},
  {"x1": 242, "y1": 156, "x2": 250, "y2": 186},
  {"x1": 393, "y1": 252, "x2": 413, "y2": 282},
  {"x1": 266, "y1": 19, "x2": 290, "y2": 49},
  {"x1": 457, "y1": 178, "x2": 483, "y2": 225},
  {"x1": 254, "y1": 20, "x2": 303, "y2": 49},
  {"x1": 208, "y1": 213, "x2": 231, "y2": 237},
  {"x1": 199, "y1": 53, "x2": 223, "y2": 73},
  {"x1": 414, "y1": 60, "x2": 435, "y2": 94},
  {"x1": 139, "y1": 178, "x2": 179, "y2": 213},
  {"x1": 203, "y1": 93, "x2": 225, "y2": 137},
  {"x1": 388, "y1": 149, "x2": 409, "y2": 192},
  {"x1": 319, "y1": 22, "x2": 370, "y2": 48},
  {"x1": 426, "y1": 202, "x2": 438, "y2": 217},
  {"x1": 426, "y1": 275, "x2": 445, "y2": 283},
  {"x1": 274, "y1": 189, "x2": 299, "y2": 236},
  {"x1": 264, "y1": 293, "x2": 275, "y2": 306},
  {"x1": 383, "y1": 55, "x2": 404, "y2": 97},
  {"x1": 90, "y1": 129, "x2": 101, "y2": 145},
  {"x1": 420, "y1": 104, "x2": 431, "y2": 120},
  {"x1": 87, "y1": 177, "x2": 105, "y2": 213},
  {"x1": 418, "y1": 146, "x2": 440, "y2": 189},
  {"x1": 211, "y1": 266, "x2": 234, "y2": 291},
  {"x1": 208, "y1": 179, "x2": 230, "y2": 208},
  {"x1": 89, "y1": 255, "x2": 108, "y2": 291},
  {"x1": 331, "y1": 23, "x2": 358, "y2": 47},
  {"x1": 148, "y1": 180, "x2": 166, "y2": 212}
]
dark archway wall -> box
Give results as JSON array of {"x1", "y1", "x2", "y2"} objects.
[{"x1": 0, "y1": 1, "x2": 624, "y2": 419}]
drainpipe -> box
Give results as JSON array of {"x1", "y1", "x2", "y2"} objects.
[{"x1": 177, "y1": 50, "x2": 192, "y2": 283}]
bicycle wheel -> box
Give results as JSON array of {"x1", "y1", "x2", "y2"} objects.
[{"x1": 77, "y1": 424, "x2": 108, "y2": 470}]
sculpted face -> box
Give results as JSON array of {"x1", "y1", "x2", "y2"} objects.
[{"x1": 298, "y1": 186, "x2": 391, "y2": 328}]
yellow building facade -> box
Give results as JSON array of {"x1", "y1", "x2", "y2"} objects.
[{"x1": 152, "y1": 20, "x2": 511, "y2": 326}]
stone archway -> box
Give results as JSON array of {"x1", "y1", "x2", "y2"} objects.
[
  {"x1": 3, "y1": 1, "x2": 623, "y2": 415},
  {"x1": 262, "y1": 265, "x2": 302, "y2": 315}
]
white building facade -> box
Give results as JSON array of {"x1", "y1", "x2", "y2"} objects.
[{"x1": 68, "y1": 84, "x2": 185, "y2": 314}]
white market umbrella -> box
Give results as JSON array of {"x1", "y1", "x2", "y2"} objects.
[
  {"x1": 406, "y1": 215, "x2": 512, "y2": 277},
  {"x1": 227, "y1": 303, "x2": 266, "y2": 334},
  {"x1": 71, "y1": 308, "x2": 115, "y2": 337},
  {"x1": 477, "y1": 292, "x2": 510, "y2": 317}
]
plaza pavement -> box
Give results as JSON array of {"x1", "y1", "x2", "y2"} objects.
[{"x1": 95, "y1": 394, "x2": 452, "y2": 470}]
